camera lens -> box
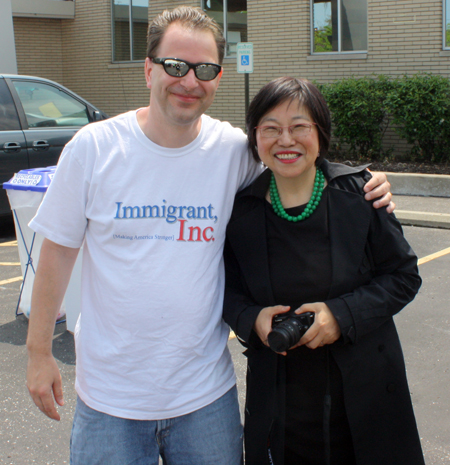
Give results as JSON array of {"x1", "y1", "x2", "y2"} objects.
[{"x1": 268, "y1": 320, "x2": 303, "y2": 353}]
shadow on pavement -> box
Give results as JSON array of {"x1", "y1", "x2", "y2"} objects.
[
  {"x1": 52, "y1": 329, "x2": 76, "y2": 366},
  {"x1": 0, "y1": 314, "x2": 28, "y2": 346},
  {"x1": 0, "y1": 314, "x2": 75, "y2": 365}
]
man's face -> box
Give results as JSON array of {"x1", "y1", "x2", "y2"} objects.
[{"x1": 145, "y1": 23, "x2": 223, "y2": 129}]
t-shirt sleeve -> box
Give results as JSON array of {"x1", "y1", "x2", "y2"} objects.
[
  {"x1": 29, "y1": 136, "x2": 90, "y2": 249},
  {"x1": 237, "y1": 149, "x2": 264, "y2": 192}
]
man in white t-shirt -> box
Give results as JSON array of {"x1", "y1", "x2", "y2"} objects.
[{"x1": 25, "y1": 6, "x2": 393, "y2": 465}]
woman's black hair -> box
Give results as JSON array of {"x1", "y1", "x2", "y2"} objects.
[{"x1": 246, "y1": 77, "x2": 332, "y2": 165}]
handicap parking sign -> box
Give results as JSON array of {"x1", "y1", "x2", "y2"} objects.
[{"x1": 237, "y1": 43, "x2": 253, "y2": 73}]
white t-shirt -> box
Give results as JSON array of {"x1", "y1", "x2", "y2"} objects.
[{"x1": 30, "y1": 110, "x2": 262, "y2": 420}]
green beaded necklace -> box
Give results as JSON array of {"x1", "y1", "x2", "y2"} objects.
[{"x1": 269, "y1": 168, "x2": 325, "y2": 222}]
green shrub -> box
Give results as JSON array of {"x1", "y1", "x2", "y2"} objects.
[
  {"x1": 320, "y1": 76, "x2": 393, "y2": 161},
  {"x1": 385, "y1": 74, "x2": 450, "y2": 163}
]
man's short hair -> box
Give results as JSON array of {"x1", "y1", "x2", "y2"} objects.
[{"x1": 147, "y1": 6, "x2": 226, "y2": 64}]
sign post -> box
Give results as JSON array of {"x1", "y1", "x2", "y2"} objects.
[{"x1": 237, "y1": 42, "x2": 254, "y2": 119}]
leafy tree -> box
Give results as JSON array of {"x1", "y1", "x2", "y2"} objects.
[{"x1": 314, "y1": 25, "x2": 333, "y2": 53}]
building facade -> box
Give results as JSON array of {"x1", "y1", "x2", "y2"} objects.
[{"x1": 2, "y1": 0, "x2": 450, "y2": 134}]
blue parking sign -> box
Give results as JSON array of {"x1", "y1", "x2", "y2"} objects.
[
  {"x1": 241, "y1": 55, "x2": 250, "y2": 66},
  {"x1": 237, "y1": 43, "x2": 253, "y2": 73}
]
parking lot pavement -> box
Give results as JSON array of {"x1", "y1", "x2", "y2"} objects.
[
  {"x1": 1, "y1": 219, "x2": 450, "y2": 464},
  {"x1": 392, "y1": 226, "x2": 450, "y2": 464},
  {"x1": 0, "y1": 219, "x2": 75, "y2": 465}
]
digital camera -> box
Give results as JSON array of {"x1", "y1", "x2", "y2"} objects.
[{"x1": 267, "y1": 311, "x2": 315, "y2": 353}]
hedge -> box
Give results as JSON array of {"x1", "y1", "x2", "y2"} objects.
[
  {"x1": 320, "y1": 75, "x2": 392, "y2": 161},
  {"x1": 319, "y1": 74, "x2": 450, "y2": 163}
]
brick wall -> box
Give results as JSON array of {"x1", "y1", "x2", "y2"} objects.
[
  {"x1": 245, "y1": 1, "x2": 449, "y2": 89},
  {"x1": 60, "y1": 0, "x2": 147, "y2": 117},
  {"x1": 14, "y1": 17, "x2": 64, "y2": 83},
  {"x1": 241, "y1": 0, "x2": 450, "y2": 156},
  {"x1": 12, "y1": 1, "x2": 450, "y2": 156}
]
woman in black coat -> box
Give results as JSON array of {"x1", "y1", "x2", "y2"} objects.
[{"x1": 223, "y1": 77, "x2": 425, "y2": 465}]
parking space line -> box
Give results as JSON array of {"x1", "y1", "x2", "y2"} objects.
[
  {"x1": 418, "y1": 246, "x2": 450, "y2": 266},
  {"x1": 0, "y1": 276, "x2": 23, "y2": 285},
  {"x1": 0, "y1": 262, "x2": 21, "y2": 266},
  {"x1": 0, "y1": 241, "x2": 17, "y2": 247}
]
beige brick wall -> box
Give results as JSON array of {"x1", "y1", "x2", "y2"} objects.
[
  {"x1": 239, "y1": 0, "x2": 450, "y2": 157},
  {"x1": 13, "y1": 0, "x2": 243, "y2": 122},
  {"x1": 14, "y1": 17, "x2": 64, "y2": 83},
  {"x1": 15, "y1": 0, "x2": 149, "y2": 116},
  {"x1": 12, "y1": 0, "x2": 450, "y2": 156},
  {"x1": 57, "y1": 0, "x2": 146, "y2": 116},
  {"x1": 245, "y1": 1, "x2": 449, "y2": 88}
]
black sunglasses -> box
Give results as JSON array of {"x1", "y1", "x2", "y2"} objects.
[{"x1": 151, "y1": 57, "x2": 222, "y2": 82}]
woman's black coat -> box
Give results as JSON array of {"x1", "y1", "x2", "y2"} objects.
[{"x1": 223, "y1": 160, "x2": 425, "y2": 465}]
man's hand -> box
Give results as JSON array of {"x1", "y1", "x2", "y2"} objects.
[
  {"x1": 26, "y1": 238, "x2": 79, "y2": 420},
  {"x1": 364, "y1": 171, "x2": 396, "y2": 213},
  {"x1": 294, "y1": 302, "x2": 341, "y2": 350},
  {"x1": 27, "y1": 352, "x2": 64, "y2": 421},
  {"x1": 253, "y1": 305, "x2": 290, "y2": 349}
]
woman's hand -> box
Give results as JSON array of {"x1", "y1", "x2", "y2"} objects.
[
  {"x1": 294, "y1": 302, "x2": 341, "y2": 350},
  {"x1": 364, "y1": 171, "x2": 396, "y2": 213},
  {"x1": 253, "y1": 305, "x2": 290, "y2": 348}
]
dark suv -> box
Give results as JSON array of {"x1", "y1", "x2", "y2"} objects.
[{"x1": 0, "y1": 74, "x2": 108, "y2": 217}]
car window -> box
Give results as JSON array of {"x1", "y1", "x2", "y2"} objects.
[
  {"x1": 12, "y1": 80, "x2": 90, "y2": 128},
  {"x1": 0, "y1": 79, "x2": 21, "y2": 130}
]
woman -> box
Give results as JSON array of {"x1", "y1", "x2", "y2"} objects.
[{"x1": 223, "y1": 77, "x2": 425, "y2": 465}]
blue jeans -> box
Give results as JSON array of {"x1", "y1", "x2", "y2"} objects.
[{"x1": 70, "y1": 386, "x2": 243, "y2": 465}]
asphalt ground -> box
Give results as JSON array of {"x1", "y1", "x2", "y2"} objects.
[{"x1": 1, "y1": 198, "x2": 450, "y2": 464}]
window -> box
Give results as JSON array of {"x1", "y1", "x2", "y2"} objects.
[
  {"x1": 112, "y1": 0, "x2": 149, "y2": 62},
  {"x1": 202, "y1": 0, "x2": 247, "y2": 57},
  {"x1": 0, "y1": 79, "x2": 21, "y2": 131},
  {"x1": 445, "y1": 0, "x2": 450, "y2": 49},
  {"x1": 12, "y1": 80, "x2": 90, "y2": 128},
  {"x1": 312, "y1": 0, "x2": 367, "y2": 54}
]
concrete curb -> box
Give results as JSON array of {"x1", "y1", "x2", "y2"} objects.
[
  {"x1": 396, "y1": 210, "x2": 450, "y2": 229},
  {"x1": 380, "y1": 172, "x2": 450, "y2": 229},
  {"x1": 386, "y1": 172, "x2": 450, "y2": 198}
]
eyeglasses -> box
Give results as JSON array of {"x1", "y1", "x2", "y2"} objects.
[
  {"x1": 151, "y1": 57, "x2": 222, "y2": 81},
  {"x1": 255, "y1": 123, "x2": 317, "y2": 139}
]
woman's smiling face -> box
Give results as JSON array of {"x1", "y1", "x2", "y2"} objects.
[{"x1": 255, "y1": 99, "x2": 320, "y2": 181}]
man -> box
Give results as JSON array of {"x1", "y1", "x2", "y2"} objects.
[{"x1": 26, "y1": 6, "x2": 393, "y2": 465}]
